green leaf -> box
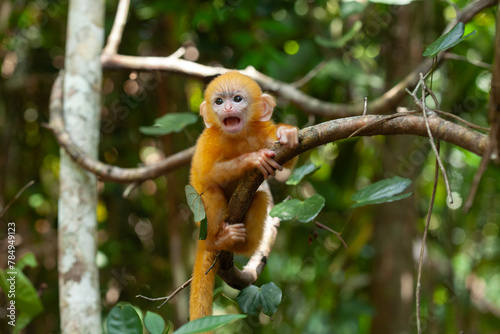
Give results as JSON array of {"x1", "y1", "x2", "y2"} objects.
[
  {"x1": 174, "y1": 314, "x2": 247, "y2": 334},
  {"x1": 0, "y1": 269, "x2": 43, "y2": 333},
  {"x1": 297, "y1": 194, "x2": 326, "y2": 223},
  {"x1": 286, "y1": 163, "x2": 321, "y2": 186},
  {"x1": 260, "y1": 283, "x2": 283, "y2": 316},
  {"x1": 351, "y1": 176, "x2": 412, "y2": 208},
  {"x1": 351, "y1": 192, "x2": 413, "y2": 208},
  {"x1": 271, "y1": 195, "x2": 326, "y2": 223},
  {"x1": 140, "y1": 112, "x2": 198, "y2": 136},
  {"x1": 423, "y1": 22, "x2": 477, "y2": 58},
  {"x1": 16, "y1": 252, "x2": 38, "y2": 271},
  {"x1": 106, "y1": 305, "x2": 143, "y2": 334},
  {"x1": 270, "y1": 199, "x2": 301, "y2": 221},
  {"x1": 0, "y1": 251, "x2": 44, "y2": 333},
  {"x1": 237, "y1": 283, "x2": 282, "y2": 316},
  {"x1": 185, "y1": 185, "x2": 206, "y2": 222},
  {"x1": 11, "y1": 271, "x2": 44, "y2": 317},
  {"x1": 144, "y1": 311, "x2": 166, "y2": 334},
  {"x1": 198, "y1": 218, "x2": 208, "y2": 240}
]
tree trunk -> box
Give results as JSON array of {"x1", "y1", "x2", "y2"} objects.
[
  {"x1": 370, "y1": 3, "x2": 422, "y2": 333},
  {"x1": 58, "y1": 0, "x2": 104, "y2": 332}
]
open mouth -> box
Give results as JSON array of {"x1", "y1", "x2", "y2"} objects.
[{"x1": 222, "y1": 116, "x2": 243, "y2": 133}]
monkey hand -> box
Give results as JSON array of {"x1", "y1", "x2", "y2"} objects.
[
  {"x1": 277, "y1": 126, "x2": 299, "y2": 149},
  {"x1": 213, "y1": 223, "x2": 247, "y2": 251},
  {"x1": 247, "y1": 149, "x2": 283, "y2": 179}
]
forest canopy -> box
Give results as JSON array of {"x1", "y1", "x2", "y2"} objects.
[{"x1": 0, "y1": 0, "x2": 499, "y2": 333}]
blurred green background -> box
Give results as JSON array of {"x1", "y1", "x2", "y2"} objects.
[{"x1": 0, "y1": 0, "x2": 499, "y2": 333}]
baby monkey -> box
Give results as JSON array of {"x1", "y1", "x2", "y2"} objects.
[{"x1": 189, "y1": 71, "x2": 299, "y2": 320}]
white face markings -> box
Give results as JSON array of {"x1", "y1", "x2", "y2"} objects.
[
  {"x1": 212, "y1": 89, "x2": 246, "y2": 107},
  {"x1": 211, "y1": 89, "x2": 250, "y2": 134}
]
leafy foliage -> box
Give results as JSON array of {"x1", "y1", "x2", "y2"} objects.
[
  {"x1": 140, "y1": 112, "x2": 199, "y2": 136},
  {"x1": 106, "y1": 304, "x2": 143, "y2": 334},
  {"x1": 0, "y1": 253, "x2": 43, "y2": 334},
  {"x1": 185, "y1": 185, "x2": 208, "y2": 239},
  {"x1": 423, "y1": 22, "x2": 477, "y2": 58},
  {"x1": 351, "y1": 176, "x2": 412, "y2": 208},
  {"x1": 237, "y1": 283, "x2": 282, "y2": 316},
  {"x1": 286, "y1": 163, "x2": 321, "y2": 186},
  {"x1": 106, "y1": 303, "x2": 244, "y2": 334},
  {"x1": 1, "y1": 0, "x2": 499, "y2": 333},
  {"x1": 185, "y1": 185, "x2": 206, "y2": 222},
  {"x1": 270, "y1": 194, "x2": 326, "y2": 223},
  {"x1": 173, "y1": 315, "x2": 247, "y2": 334},
  {"x1": 144, "y1": 311, "x2": 167, "y2": 334}
]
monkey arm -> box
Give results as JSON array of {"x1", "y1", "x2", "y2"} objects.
[
  {"x1": 210, "y1": 149, "x2": 284, "y2": 182},
  {"x1": 276, "y1": 124, "x2": 299, "y2": 148},
  {"x1": 276, "y1": 124, "x2": 299, "y2": 169}
]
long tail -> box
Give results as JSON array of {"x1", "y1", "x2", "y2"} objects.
[{"x1": 189, "y1": 243, "x2": 220, "y2": 320}]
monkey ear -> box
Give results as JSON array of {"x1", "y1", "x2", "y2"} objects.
[
  {"x1": 259, "y1": 94, "x2": 276, "y2": 122},
  {"x1": 200, "y1": 101, "x2": 213, "y2": 128}
]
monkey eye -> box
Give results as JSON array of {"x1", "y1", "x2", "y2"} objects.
[
  {"x1": 233, "y1": 95, "x2": 242, "y2": 103},
  {"x1": 215, "y1": 98, "x2": 224, "y2": 105}
]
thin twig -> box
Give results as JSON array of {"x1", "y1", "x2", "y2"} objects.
[
  {"x1": 397, "y1": 108, "x2": 490, "y2": 132},
  {"x1": 442, "y1": 52, "x2": 493, "y2": 70},
  {"x1": 410, "y1": 70, "x2": 431, "y2": 96},
  {"x1": 0, "y1": 180, "x2": 35, "y2": 218},
  {"x1": 102, "y1": 0, "x2": 130, "y2": 56},
  {"x1": 292, "y1": 58, "x2": 331, "y2": 88},
  {"x1": 347, "y1": 111, "x2": 418, "y2": 139},
  {"x1": 169, "y1": 46, "x2": 187, "y2": 59},
  {"x1": 205, "y1": 251, "x2": 221, "y2": 275},
  {"x1": 416, "y1": 141, "x2": 440, "y2": 334},
  {"x1": 433, "y1": 109, "x2": 490, "y2": 132},
  {"x1": 363, "y1": 97, "x2": 368, "y2": 116},
  {"x1": 315, "y1": 221, "x2": 348, "y2": 249},
  {"x1": 136, "y1": 277, "x2": 193, "y2": 308},
  {"x1": 418, "y1": 73, "x2": 453, "y2": 203},
  {"x1": 122, "y1": 182, "x2": 139, "y2": 199},
  {"x1": 423, "y1": 80, "x2": 440, "y2": 110}
]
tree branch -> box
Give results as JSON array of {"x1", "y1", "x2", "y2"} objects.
[
  {"x1": 50, "y1": 67, "x2": 489, "y2": 289},
  {"x1": 102, "y1": 0, "x2": 130, "y2": 56},
  {"x1": 52, "y1": 0, "x2": 496, "y2": 290},
  {"x1": 46, "y1": 72, "x2": 194, "y2": 183},
  {"x1": 101, "y1": 0, "x2": 496, "y2": 119},
  {"x1": 48, "y1": 69, "x2": 489, "y2": 189},
  {"x1": 217, "y1": 114, "x2": 488, "y2": 288},
  {"x1": 217, "y1": 181, "x2": 279, "y2": 290}
]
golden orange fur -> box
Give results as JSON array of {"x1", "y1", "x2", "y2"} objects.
[{"x1": 188, "y1": 72, "x2": 298, "y2": 321}]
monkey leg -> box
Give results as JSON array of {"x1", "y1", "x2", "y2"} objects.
[{"x1": 229, "y1": 190, "x2": 269, "y2": 256}]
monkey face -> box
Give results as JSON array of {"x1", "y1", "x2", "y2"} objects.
[
  {"x1": 211, "y1": 92, "x2": 250, "y2": 134},
  {"x1": 200, "y1": 71, "x2": 275, "y2": 134}
]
